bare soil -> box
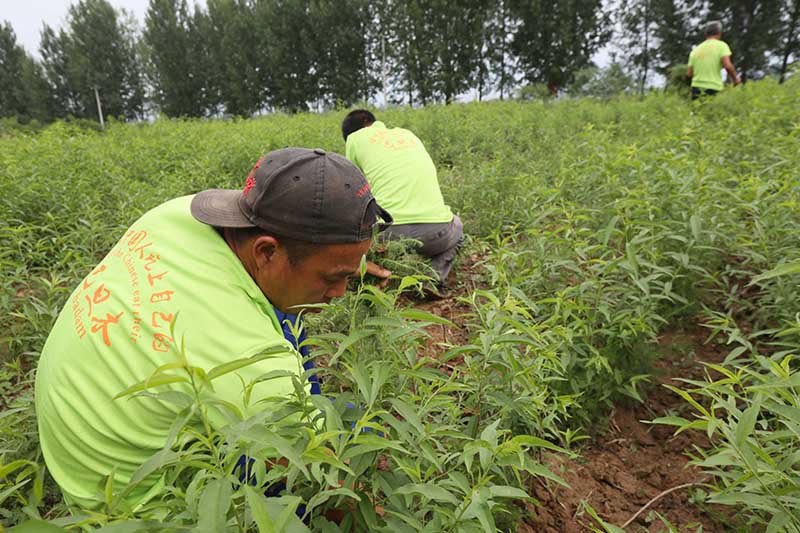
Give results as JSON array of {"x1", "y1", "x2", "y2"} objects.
[
  {"x1": 523, "y1": 328, "x2": 731, "y2": 532},
  {"x1": 408, "y1": 255, "x2": 733, "y2": 532}
]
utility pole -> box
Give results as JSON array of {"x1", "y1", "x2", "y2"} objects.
[{"x1": 94, "y1": 86, "x2": 105, "y2": 129}]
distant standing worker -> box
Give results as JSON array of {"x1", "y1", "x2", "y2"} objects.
[
  {"x1": 688, "y1": 20, "x2": 741, "y2": 99},
  {"x1": 342, "y1": 110, "x2": 464, "y2": 289}
]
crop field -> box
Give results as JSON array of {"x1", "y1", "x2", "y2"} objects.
[{"x1": 1, "y1": 79, "x2": 800, "y2": 532}]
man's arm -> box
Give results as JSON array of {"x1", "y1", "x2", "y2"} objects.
[
  {"x1": 687, "y1": 66, "x2": 693, "y2": 78},
  {"x1": 722, "y1": 56, "x2": 741, "y2": 86}
]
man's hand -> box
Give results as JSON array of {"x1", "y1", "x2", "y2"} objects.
[{"x1": 365, "y1": 261, "x2": 391, "y2": 288}]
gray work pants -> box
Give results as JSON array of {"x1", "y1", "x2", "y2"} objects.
[{"x1": 381, "y1": 215, "x2": 464, "y2": 284}]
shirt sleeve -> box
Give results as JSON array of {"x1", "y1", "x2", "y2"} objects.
[
  {"x1": 688, "y1": 50, "x2": 695, "y2": 67},
  {"x1": 720, "y1": 41, "x2": 732, "y2": 57}
]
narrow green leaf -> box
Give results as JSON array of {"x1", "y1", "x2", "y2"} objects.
[
  {"x1": 488, "y1": 485, "x2": 530, "y2": 499},
  {"x1": 750, "y1": 261, "x2": 800, "y2": 284},
  {"x1": 689, "y1": 214, "x2": 701, "y2": 241},
  {"x1": 113, "y1": 374, "x2": 190, "y2": 400},
  {"x1": 399, "y1": 308, "x2": 455, "y2": 326},
  {"x1": 195, "y1": 478, "x2": 232, "y2": 533},
  {"x1": 735, "y1": 401, "x2": 761, "y2": 447},
  {"x1": 9, "y1": 520, "x2": 69, "y2": 532},
  {"x1": 207, "y1": 345, "x2": 289, "y2": 380},
  {"x1": 245, "y1": 485, "x2": 276, "y2": 533},
  {"x1": 394, "y1": 483, "x2": 459, "y2": 505}
]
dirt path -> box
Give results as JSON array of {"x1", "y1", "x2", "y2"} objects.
[
  {"x1": 408, "y1": 257, "x2": 729, "y2": 532},
  {"x1": 523, "y1": 328, "x2": 729, "y2": 532}
]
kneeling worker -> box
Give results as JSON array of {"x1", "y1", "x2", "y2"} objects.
[
  {"x1": 342, "y1": 110, "x2": 464, "y2": 289},
  {"x1": 35, "y1": 148, "x2": 392, "y2": 508}
]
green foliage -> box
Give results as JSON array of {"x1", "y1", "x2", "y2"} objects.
[
  {"x1": 616, "y1": 0, "x2": 660, "y2": 96},
  {"x1": 656, "y1": 348, "x2": 800, "y2": 529},
  {"x1": 510, "y1": 0, "x2": 612, "y2": 90},
  {"x1": 2, "y1": 0, "x2": 799, "y2": 123},
  {"x1": 205, "y1": 0, "x2": 266, "y2": 116},
  {"x1": 143, "y1": 0, "x2": 214, "y2": 117},
  {"x1": 48, "y1": 0, "x2": 144, "y2": 120},
  {"x1": 777, "y1": 0, "x2": 800, "y2": 83},
  {"x1": 666, "y1": 63, "x2": 692, "y2": 95},
  {"x1": 649, "y1": 0, "x2": 705, "y2": 75},
  {"x1": 0, "y1": 79, "x2": 799, "y2": 529},
  {"x1": 385, "y1": 0, "x2": 486, "y2": 105},
  {"x1": 657, "y1": 260, "x2": 800, "y2": 530},
  {"x1": 570, "y1": 64, "x2": 634, "y2": 98},
  {"x1": 311, "y1": 0, "x2": 376, "y2": 108},
  {"x1": 515, "y1": 83, "x2": 553, "y2": 101},
  {"x1": 0, "y1": 23, "x2": 50, "y2": 122}
]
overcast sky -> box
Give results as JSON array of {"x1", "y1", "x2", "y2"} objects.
[{"x1": 3, "y1": 0, "x2": 208, "y2": 56}]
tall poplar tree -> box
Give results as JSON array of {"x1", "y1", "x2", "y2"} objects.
[
  {"x1": 144, "y1": 0, "x2": 212, "y2": 116},
  {"x1": 39, "y1": 0, "x2": 144, "y2": 120},
  {"x1": 510, "y1": 0, "x2": 612, "y2": 92},
  {"x1": 384, "y1": 0, "x2": 438, "y2": 105},
  {"x1": 40, "y1": 25, "x2": 75, "y2": 118},
  {"x1": 206, "y1": 0, "x2": 265, "y2": 116},
  {"x1": 618, "y1": 0, "x2": 659, "y2": 95},
  {"x1": 777, "y1": 0, "x2": 800, "y2": 82},
  {"x1": 477, "y1": 0, "x2": 519, "y2": 100},
  {"x1": 649, "y1": 0, "x2": 702, "y2": 75},
  {"x1": 311, "y1": 0, "x2": 376, "y2": 107},
  {"x1": 432, "y1": 0, "x2": 485, "y2": 103},
  {"x1": 387, "y1": 0, "x2": 485, "y2": 104},
  {"x1": 260, "y1": 0, "x2": 318, "y2": 112},
  {"x1": 68, "y1": 0, "x2": 143, "y2": 119},
  {"x1": 0, "y1": 23, "x2": 45, "y2": 120}
]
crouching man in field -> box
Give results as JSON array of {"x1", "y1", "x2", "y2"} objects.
[
  {"x1": 342, "y1": 110, "x2": 464, "y2": 292},
  {"x1": 35, "y1": 148, "x2": 392, "y2": 509}
]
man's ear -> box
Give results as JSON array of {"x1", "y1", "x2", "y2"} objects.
[{"x1": 252, "y1": 235, "x2": 280, "y2": 269}]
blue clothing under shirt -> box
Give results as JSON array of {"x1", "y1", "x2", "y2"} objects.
[
  {"x1": 234, "y1": 309, "x2": 319, "y2": 506},
  {"x1": 272, "y1": 309, "x2": 321, "y2": 395}
]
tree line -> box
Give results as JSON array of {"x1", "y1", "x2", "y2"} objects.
[{"x1": 1, "y1": 0, "x2": 798, "y2": 124}]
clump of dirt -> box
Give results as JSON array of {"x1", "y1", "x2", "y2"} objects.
[{"x1": 523, "y1": 328, "x2": 732, "y2": 532}]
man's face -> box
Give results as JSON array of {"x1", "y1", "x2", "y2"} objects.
[{"x1": 259, "y1": 239, "x2": 372, "y2": 314}]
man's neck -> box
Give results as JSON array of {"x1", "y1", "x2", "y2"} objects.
[
  {"x1": 221, "y1": 228, "x2": 258, "y2": 282},
  {"x1": 706, "y1": 35, "x2": 721, "y2": 41}
]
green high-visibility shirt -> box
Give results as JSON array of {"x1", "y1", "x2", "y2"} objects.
[
  {"x1": 35, "y1": 195, "x2": 302, "y2": 509},
  {"x1": 345, "y1": 121, "x2": 453, "y2": 225},
  {"x1": 688, "y1": 39, "x2": 733, "y2": 91}
]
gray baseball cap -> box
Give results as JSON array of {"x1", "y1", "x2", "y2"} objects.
[{"x1": 191, "y1": 147, "x2": 392, "y2": 244}]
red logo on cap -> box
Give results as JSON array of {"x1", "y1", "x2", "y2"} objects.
[
  {"x1": 243, "y1": 158, "x2": 264, "y2": 197},
  {"x1": 356, "y1": 183, "x2": 371, "y2": 198}
]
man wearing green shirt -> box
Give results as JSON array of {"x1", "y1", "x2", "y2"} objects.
[
  {"x1": 35, "y1": 148, "x2": 392, "y2": 509},
  {"x1": 688, "y1": 20, "x2": 741, "y2": 99},
  {"x1": 342, "y1": 110, "x2": 464, "y2": 289}
]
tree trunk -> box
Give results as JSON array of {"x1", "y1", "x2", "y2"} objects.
[
  {"x1": 640, "y1": 0, "x2": 650, "y2": 98},
  {"x1": 780, "y1": 0, "x2": 800, "y2": 83}
]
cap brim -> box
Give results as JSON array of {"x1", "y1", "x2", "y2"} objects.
[{"x1": 191, "y1": 189, "x2": 255, "y2": 228}]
